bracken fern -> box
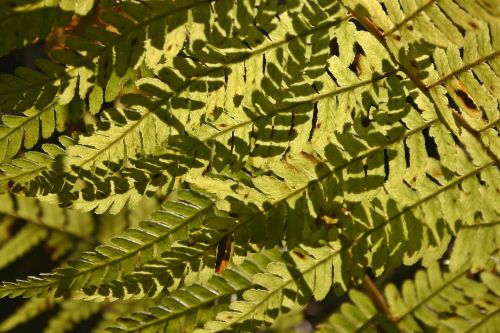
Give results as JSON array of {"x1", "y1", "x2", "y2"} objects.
[{"x1": 0, "y1": 0, "x2": 498, "y2": 332}]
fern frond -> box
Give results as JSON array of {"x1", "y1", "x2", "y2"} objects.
[
  {"x1": 0, "y1": 142, "x2": 66, "y2": 193},
  {"x1": 75, "y1": 123, "x2": 497, "y2": 302},
  {"x1": 0, "y1": 104, "x2": 70, "y2": 162},
  {"x1": 101, "y1": 250, "x2": 271, "y2": 332},
  {"x1": 37, "y1": 0, "x2": 345, "y2": 176},
  {"x1": 0, "y1": 224, "x2": 47, "y2": 269},
  {"x1": 0, "y1": 0, "x2": 199, "y2": 113},
  {"x1": 449, "y1": 220, "x2": 500, "y2": 273},
  {"x1": 194, "y1": 244, "x2": 337, "y2": 333},
  {"x1": 0, "y1": 224, "x2": 48, "y2": 270},
  {"x1": 318, "y1": 264, "x2": 500, "y2": 333},
  {"x1": 316, "y1": 289, "x2": 397, "y2": 333},
  {"x1": 386, "y1": 265, "x2": 500, "y2": 333},
  {"x1": 0, "y1": 295, "x2": 58, "y2": 332},
  {"x1": 0, "y1": 193, "x2": 94, "y2": 240},
  {"x1": 0, "y1": 0, "x2": 70, "y2": 57},
  {"x1": 0, "y1": 0, "x2": 498, "y2": 331},
  {"x1": 43, "y1": 299, "x2": 100, "y2": 333},
  {"x1": 0, "y1": 190, "x2": 215, "y2": 298}
]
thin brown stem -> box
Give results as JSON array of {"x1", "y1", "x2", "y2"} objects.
[{"x1": 361, "y1": 275, "x2": 404, "y2": 333}]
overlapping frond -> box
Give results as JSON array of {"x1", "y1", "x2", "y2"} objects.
[
  {"x1": 0, "y1": 104, "x2": 70, "y2": 162},
  {"x1": 10, "y1": 0, "x2": 345, "y2": 207},
  {"x1": 0, "y1": 190, "x2": 216, "y2": 298},
  {"x1": 0, "y1": 0, "x2": 70, "y2": 57},
  {"x1": 386, "y1": 264, "x2": 500, "y2": 333},
  {"x1": 0, "y1": 295, "x2": 58, "y2": 332},
  {"x1": 318, "y1": 264, "x2": 500, "y2": 333},
  {"x1": 43, "y1": 299, "x2": 100, "y2": 333},
  {"x1": 0, "y1": 0, "x2": 498, "y2": 332},
  {"x1": 102, "y1": 250, "x2": 270, "y2": 332}
]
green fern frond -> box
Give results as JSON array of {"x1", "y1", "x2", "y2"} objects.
[
  {"x1": 316, "y1": 289, "x2": 398, "y2": 333},
  {"x1": 318, "y1": 264, "x2": 500, "y2": 333},
  {"x1": 43, "y1": 299, "x2": 100, "y2": 333},
  {"x1": 0, "y1": 0, "x2": 198, "y2": 112},
  {"x1": 0, "y1": 193, "x2": 94, "y2": 239},
  {"x1": 194, "y1": 244, "x2": 337, "y2": 333},
  {"x1": 449, "y1": 220, "x2": 500, "y2": 273},
  {"x1": 0, "y1": 224, "x2": 48, "y2": 270},
  {"x1": 386, "y1": 265, "x2": 500, "y2": 332},
  {"x1": 0, "y1": 0, "x2": 498, "y2": 331},
  {"x1": 0, "y1": 0, "x2": 70, "y2": 57},
  {"x1": 0, "y1": 101, "x2": 75, "y2": 162},
  {"x1": 101, "y1": 250, "x2": 271, "y2": 332},
  {"x1": 0, "y1": 190, "x2": 215, "y2": 298},
  {"x1": 76, "y1": 219, "x2": 240, "y2": 301},
  {"x1": 4, "y1": 0, "x2": 344, "y2": 211},
  {"x1": 0, "y1": 295, "x2": 58, "y2": 332}
]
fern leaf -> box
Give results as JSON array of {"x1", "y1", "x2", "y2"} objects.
[
  {"x1": 193, "y1": 244, "x2": 338, "y2": 332},
  {"x1": 0, "y1": 193, "x2": 94, "y2": 240},
  {"x1": 12, "y1": 0, "x2": 345, "y2": 210},
  {"x1": 0, "y1": 190, "x2": 215, "y2": 298},
  {"x1": 101, "y1": 250, "x2": 272, "y2": 332},
  {"x1": 43, "y1": 299, "x2": 100, "y2": 333},
  {"x1": 0, "y1": 295, "x2": 58, "y2": 332},
  {"x1": 318, "y1": 264, "x2": 500, "y2": 333},
  {"x1": 0, "y1": 104, "x2": 70, "y2": 162},
  {"x1": 316, "y1": 289, "x2": 398, "y2": 333},
  {"x1": 0, "y1": 0, "x2": 214, "y2": 113},
  {"x1": 0, "y1": 1, "x2": 70, "y2": 57},
  {"x1": 0, "y1": 224, "x2": 48, "y2": 270},
  {"x1": 74, "y1": 216, "x2": 240, "y2": 301},
  {"x1": 449, "y1": 221, "x2": 500, "y2": 273},
  {"x1": 385, "y1": 265, "x2": 500, "y2": 332}
]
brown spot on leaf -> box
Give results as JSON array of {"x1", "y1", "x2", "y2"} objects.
[
  {"x1": 393, "y1": 35, "x2": 401, "y2": 41},
  {"x1": 215, "y1": 236, "x2": 232, "y2": 274},
  {"x1": 300, "y1": 151, "x2": 320, "y2": 164},
  {"x1": 407, "y1": 25, "x2": 414, "y2": 31},
  {"x1": 455, "y1": 89, "x2": 478, "y2": 110},
  {"x1": 293, "y1": 251, "x2": 306, "y2": 259},
  {"x1": 469, "y1": 21, "x2": 478, "y2": 29}
]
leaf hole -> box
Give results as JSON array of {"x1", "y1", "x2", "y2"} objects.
[
  {"x1": 308, "y1": 102, "x2": 319, "y2": 141},
  {"x1": 329, "y1": 37, "x2": 339, "y2": 56},
  {"x1": 454, "y1": 89, "x2": 478, "y2": 110},
  {"x1": 422, "y1": 127, "x2": 440, "y2": 160},
  {"x1": 403, "y1": 138, "x2": 410, "y2": 168}
]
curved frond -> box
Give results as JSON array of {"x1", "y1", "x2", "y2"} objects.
[
  {"x1": 43, "y1": 299, "x2": 100, "y2": 333},
  {"x1": 0, "y1": 296, "x2": 58, "y2": 332},
  {"x1": 0, "y1": 190, "x2": 215, "y2": 298},
  {"x1": 0, "y1": 0, "x2": 498, "y2": 332},
  {"x1": 316, "y1": 289, "x2": 397, "y2": 333},
  {"x1": 386, "y1": 265, "x2": 500, "y2": 333},
  {"x1": 194, "y1": 244, "x2": 337, "y2": 333},
  {"x1": 101, "y1": 250, "x2": 271, "y2": 332},
  {"x1": 0, "y1": 224, "x2": 48, "y2": 270},
  {"x1": 317, "y1": 264, "x2": 500, "y2": 333},
  {"x1": 0, "y1": 104, "x2": 69, "y2": 162}
]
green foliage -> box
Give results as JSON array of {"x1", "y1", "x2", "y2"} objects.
[
  {"x1": 0, "y1": 0, "x2": 498, "y2": 332},
  {"x1": 318, "y1": 264, "x2": 500, "y2": 333}
]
